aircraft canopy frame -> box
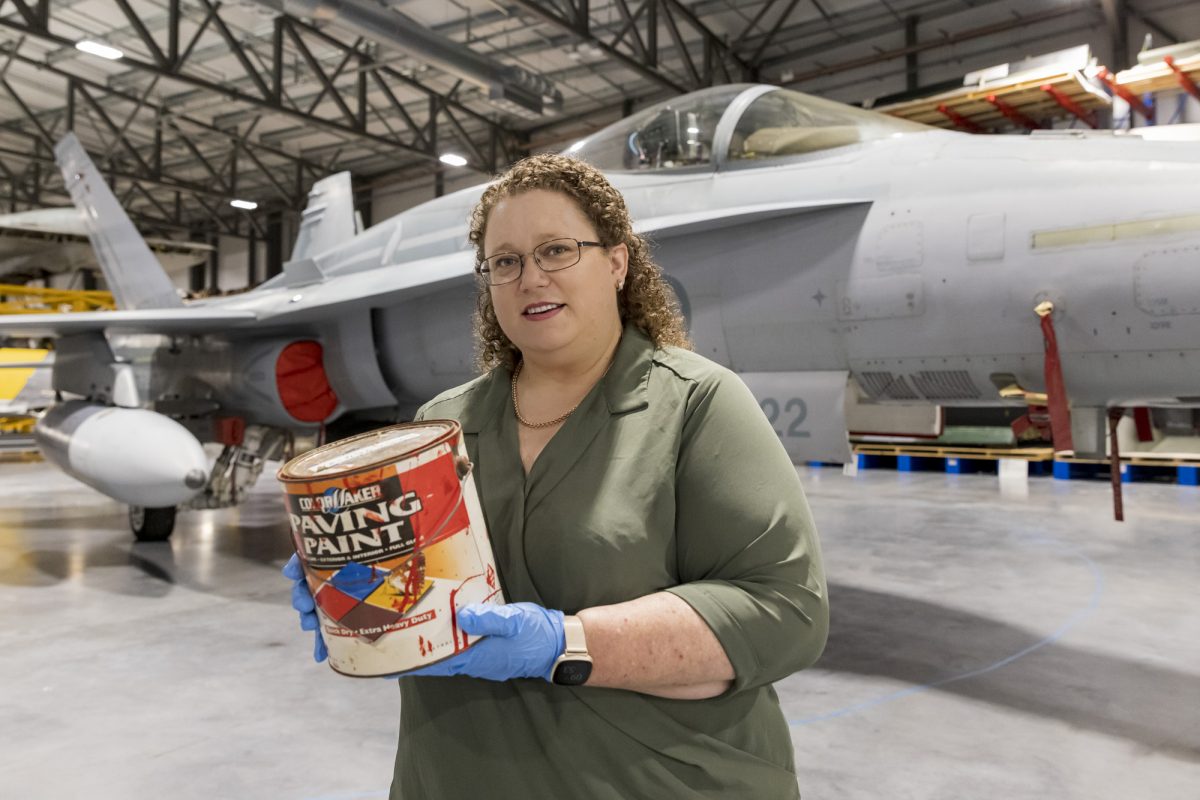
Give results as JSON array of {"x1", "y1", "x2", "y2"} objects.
[{"x1": 568, "y1": 84, "x2": 934, "y2": 174}]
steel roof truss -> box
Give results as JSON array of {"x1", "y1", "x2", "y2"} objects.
[
  {"x1": 304, "y1": 37, "x2": 362, "y2": 118},
  {"x1": 73, "y1": 83, "x2": 154, "y2": 176},
  {"x1": 165, "y1": 119, "x2": 231, "y2": 194},
  {"x1": 112, "y1": 0, "x2": 170, "y2": 68},
  {"x1": 367, "y1": 70, "x2": 429, "y2": 151},
  {"x1": 283, "y1": 19, "x2": 360, "y2": 130},
  {"x1": 197, "y1": 0, "x2": 272, "y2": 99},
  {"x1": 7, "y1": 0, "x2": 48, "y2": 30},
  {"x1": 749, "y1": 0, "x2": 802, "y2": 66},
  {"x1": 0, "y1": 76, "x2": 56, "y2": 148}
]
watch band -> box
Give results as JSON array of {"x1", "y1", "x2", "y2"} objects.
[{"x1": 561, "y1": 615, "x2": 589, "y2": 657}]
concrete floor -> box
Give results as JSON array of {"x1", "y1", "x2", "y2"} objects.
[{"x1": 1, "y1": 459, "x2": 1197, "y2": 799}]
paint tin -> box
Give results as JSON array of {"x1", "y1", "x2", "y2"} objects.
[{"x1": 277, "y1": 421, "x2": 503, "y2": 677}]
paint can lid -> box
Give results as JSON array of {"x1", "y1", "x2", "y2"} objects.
[{"x1": 278, "y1": 420, "x2": 458, "y2": 480}]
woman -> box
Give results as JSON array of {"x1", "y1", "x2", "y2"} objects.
[{"x1": 285, "y1": 153, "x2": 829, "y2": 798}]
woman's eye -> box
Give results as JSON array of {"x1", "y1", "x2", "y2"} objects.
[{"x1": 493, "y1": 256, "x2": 518, "y2": 269}]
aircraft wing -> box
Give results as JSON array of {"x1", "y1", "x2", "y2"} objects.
[
  {"x1": 0, "y1": 308, "x2": 258, "y2": 337},
  {"x1": 0, "y1": 207, "x2": 214, "y2": 255},
  {"x1": 635, "y1": 199, "x2": 873, "y2": 239},
  {"x1": 255, "y1": 249, "x2": 476, "y2": 324}
]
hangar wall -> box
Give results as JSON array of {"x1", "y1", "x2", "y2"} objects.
[
  {"x1": 200, "y1": 168, "x2": 488, "y2": 296},
  {"x1": 368, "y1": 168, "x2": 489, "y2": 224}
]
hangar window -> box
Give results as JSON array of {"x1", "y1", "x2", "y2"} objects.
[
  {"x1": 728, "y1": 89, "x2": 929, "y2": 162},
  {"x1": 569, "y1": 84, "x2": 745, "y2": 172}
]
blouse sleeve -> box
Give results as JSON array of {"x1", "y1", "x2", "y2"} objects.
[{"x1": 663, "y1": 367, "x2": 829, "y2": 694}]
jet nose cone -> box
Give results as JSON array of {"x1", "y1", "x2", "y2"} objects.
[{"x1": 184, "y1": 468, "x2": 208, "y2": 490}]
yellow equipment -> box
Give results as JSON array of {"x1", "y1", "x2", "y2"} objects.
[{"x1": 0, "y1": 283, "x2": 115, "y2": 314}]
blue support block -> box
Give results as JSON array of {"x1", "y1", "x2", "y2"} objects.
[
  {"x1": 1122, "y1": 463, "x2": 1188, "y2": 484},
  {"x1": 1028, "y1": 461, "x2": 1051, "y2": 477},
  {"x1": 1054, "y1": 460, "x2": 1074, "y2": 480},
  {"x1": 1179, "y1": 466, "x2": 1199, "y2": 486},
  {"x1": 897, "y1": 455, "x2": 940, "y2": 472},
  {"x1": 1119, "y1": 464, "x2": 1161, "y2": 483},
  {"x1": 1054, "y1": 461, "x2": 1101, "y2": 480},
  {"x1": 856, "y1": 454, "x2": 894, "y2": 470}
]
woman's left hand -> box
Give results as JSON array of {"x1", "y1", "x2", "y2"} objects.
[{"x1": 401, "y1": 602, "x2": 565, "y2": 682}]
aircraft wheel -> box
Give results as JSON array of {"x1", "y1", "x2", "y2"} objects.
[{"x1": 129, "y1": 506, "x2": 176, "y2": 542}]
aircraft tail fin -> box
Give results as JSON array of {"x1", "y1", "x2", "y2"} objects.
[
  {"x1": 290, "y1": 172, "x2": 357, "y2": 263},
  {"x1": 54, "y1": 133, "x2": 183, "y2": 310}
]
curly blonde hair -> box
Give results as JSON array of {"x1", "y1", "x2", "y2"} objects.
[{"x1": 469, "y1": 153, "x2": 691, "y2": 372}]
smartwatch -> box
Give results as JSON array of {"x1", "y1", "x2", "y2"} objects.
[{"x1": 550, "y1": 615, "x2": 594, "y2": 686}]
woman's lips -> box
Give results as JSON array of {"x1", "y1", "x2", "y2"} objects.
[{"x1": 522, "y1": 303, "x2": 565, "y2": 321}]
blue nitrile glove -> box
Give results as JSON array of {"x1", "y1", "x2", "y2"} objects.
[
  {"x1": 402, "y1": 602, "x2": 566, "y2": 682},
  {"x1": 282, "y1": 553, "x2": 328, "y2": 663}
]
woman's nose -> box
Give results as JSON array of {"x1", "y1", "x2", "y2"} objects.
[{"x1": 517, "y1": 256, "x2": 551, "y2": 290}]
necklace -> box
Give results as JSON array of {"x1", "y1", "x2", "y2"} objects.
[{"x1": 511, "y1": 359, "x2": 610, "y2": 429}]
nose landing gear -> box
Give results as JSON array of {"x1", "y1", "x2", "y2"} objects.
[{"x1": 129, "y1": 505, "x2": 177, "y2": 542}]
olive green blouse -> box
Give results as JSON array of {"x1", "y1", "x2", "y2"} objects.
[{"x1": 390, "y1": 325, "x2": 828, "y2": 799}]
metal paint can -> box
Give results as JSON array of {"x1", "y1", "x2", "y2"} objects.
[{"x1": 277, "y1": 421, "x2": 503, "y2": 677}]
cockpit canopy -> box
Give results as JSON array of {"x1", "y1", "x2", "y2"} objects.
[{"x1": 568, "y1": 84, "x2": 931, "y2": 172}]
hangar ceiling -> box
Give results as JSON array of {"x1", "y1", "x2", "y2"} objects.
[{"x1": 0, "y1": 0, "x2": 1193, "y2": 246}]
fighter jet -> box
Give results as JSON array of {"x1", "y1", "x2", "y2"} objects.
[{"x1": 2, "y1": 83, "x2": 1198, "y2": 540}]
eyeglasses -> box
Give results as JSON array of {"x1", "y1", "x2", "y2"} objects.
[{"x1": 476, "y1": 237, "x2": 605, "y2": 286}]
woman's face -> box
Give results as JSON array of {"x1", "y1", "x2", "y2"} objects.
[{"x1": 484, "y1": 189, "x2": 628, "y2": 367}]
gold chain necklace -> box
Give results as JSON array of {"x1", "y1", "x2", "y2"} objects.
[{"x1": 511, "y1": 359, "x2": 613, "y2": 429}]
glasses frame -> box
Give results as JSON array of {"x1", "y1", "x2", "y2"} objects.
[{"x1": 476, "y1": 237, "x2": 606, "y2": 286}]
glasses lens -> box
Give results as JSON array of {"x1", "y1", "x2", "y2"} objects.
[
  {"x1": 535, "y1": 239, "x2": 581, "y2": 272},
  {"x1": 484, "y1": 254, "x2": 521, "y2": 284}
]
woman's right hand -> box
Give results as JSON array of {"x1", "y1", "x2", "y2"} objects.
[{"x1": 282, "y1": 553, "x2": 328, "y2": 663}]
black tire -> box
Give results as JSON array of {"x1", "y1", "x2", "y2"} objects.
[{"x1": 129, "y1": 506, "x2": 176, "y2": 542}]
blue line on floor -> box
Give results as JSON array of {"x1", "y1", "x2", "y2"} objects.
[{"x1": 788, "y1": 531, "x2": 1105, "y2": 727}]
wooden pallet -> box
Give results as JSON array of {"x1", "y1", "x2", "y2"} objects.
[
  {"x1": 1057, "y1": 454, "x2": 1200, "y2": 468},
  {"x1": 843, "y1": 444, "x2": 1199, "y2": 485},
  {"x1": 1114, "y1": 52, "x2": 1200, "y2": 98},
  {"x1": 853, "y1": 443, "x2": 1054, "y2": 462},
  {"x1": 879, "y1": 69, "x2": 1108, "y2": 130},
  {"x1": 880, "y1": 49, "x2": 1200, "y2": 132}
]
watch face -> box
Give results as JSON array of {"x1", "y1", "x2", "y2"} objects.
[{"x1": 552, "y1": 659, "x2": 593, "y2": 686}]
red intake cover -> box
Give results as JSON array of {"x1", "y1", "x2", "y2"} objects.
[{"x1": 276, "y1": 341, "x2": 339, "y2": 423}]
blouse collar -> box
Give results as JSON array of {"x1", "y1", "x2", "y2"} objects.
[{"x1": 455, "y1": 322, "x2": 654, "y2": 434}]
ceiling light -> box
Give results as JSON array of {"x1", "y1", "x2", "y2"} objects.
[
  {"x1": 230, "y1": 199, "x2": 258, "y2": 210},
  {"x1": 439, "y1": 153, "x2": 468, "y2": 167},
  {"x1": 75, "y1": 40, "x2": 124, "y2": 60}
]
